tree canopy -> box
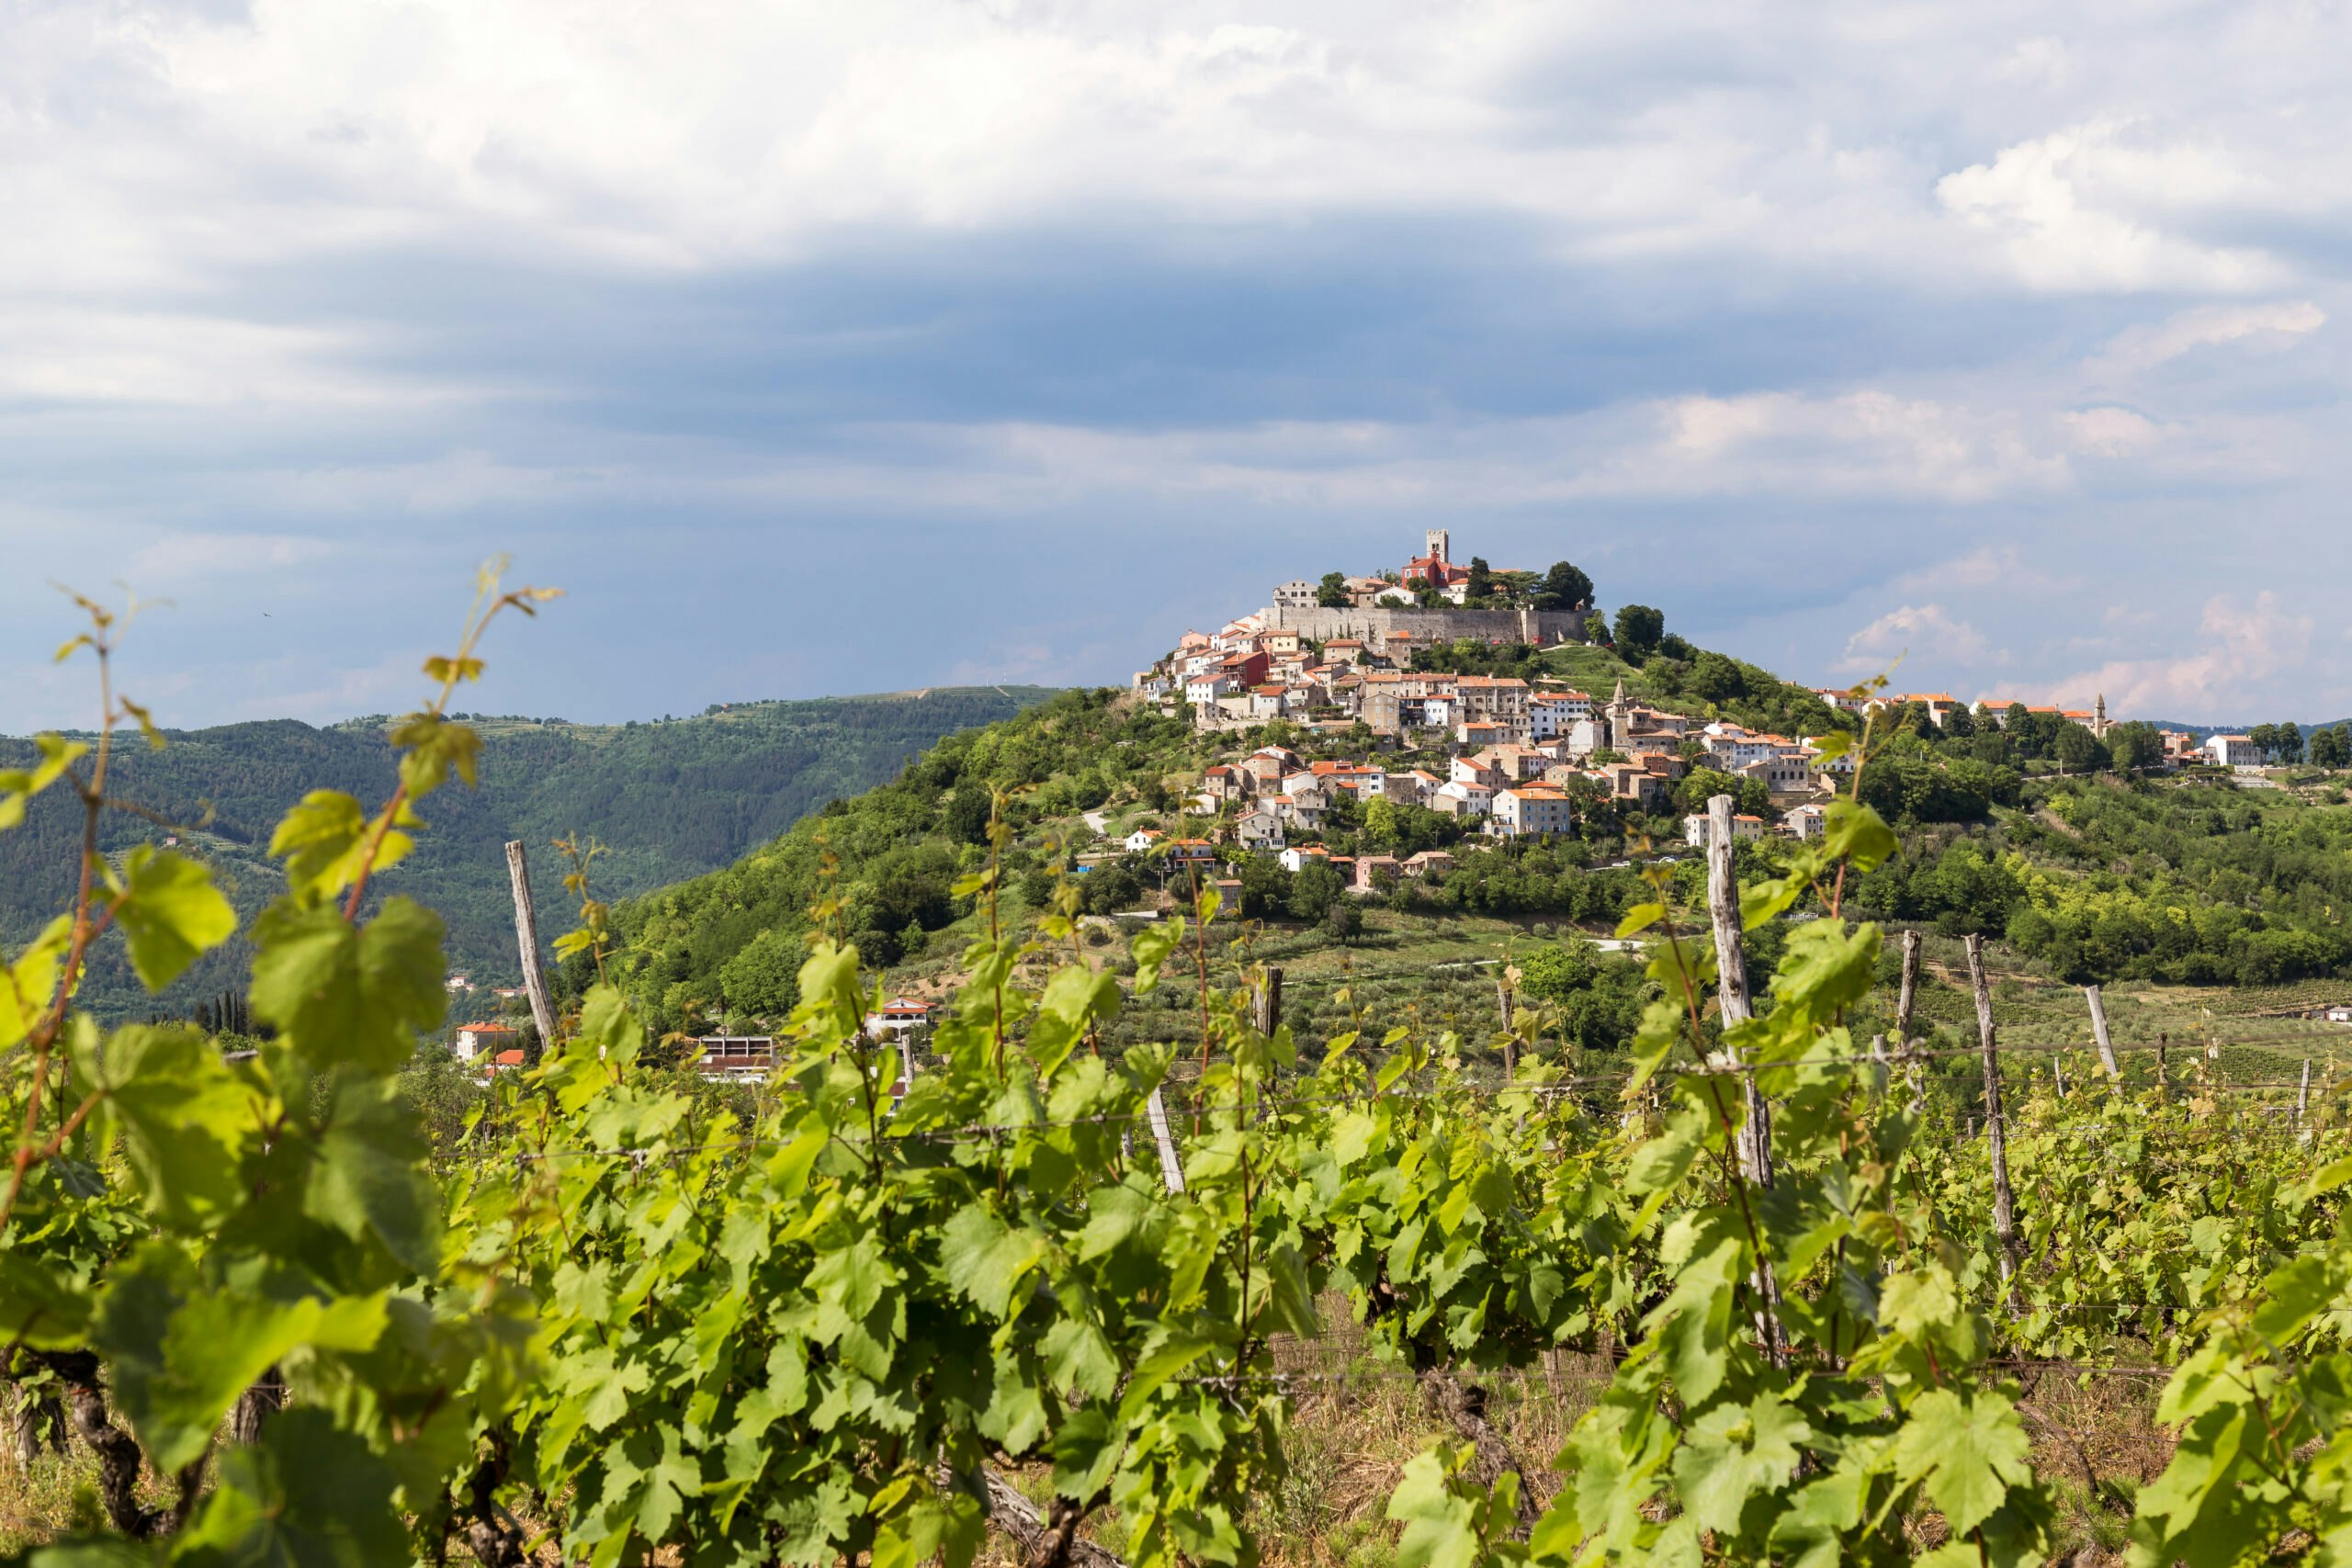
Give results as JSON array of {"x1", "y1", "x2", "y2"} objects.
[
  {"x1": 1611, "y1": 604, "x2": 1665, "y2": 659},
  {"x1": 1534, "y1": 559, "x2": 1595, "y2": 613}
]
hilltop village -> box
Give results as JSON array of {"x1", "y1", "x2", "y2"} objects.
[
  {"x1": 1133, "y1": 533, "x2": 1857, "y2": 865},
  {"x1": 1122, "y1": 534, "x2": 2273, "y2": 887}
]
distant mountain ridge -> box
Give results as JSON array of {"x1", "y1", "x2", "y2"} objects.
[{"x1": 0, "y1": 685, "x2": 1059, "y2": 1021}]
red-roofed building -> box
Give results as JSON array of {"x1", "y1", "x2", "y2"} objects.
[
  {"x1": 691, "y1": 1037, "x2": 776, "y2": 1077},
  {"x1": 1493, "y1": 785, "x2": 1574, "y2": 838},
  {"x1": 1401, "y1": 528, "x2": 1470, "y2": 592},
  {"x1": 454, "y1": 1021, "x2": 517, "y2": 1062},
  {"x1": 865, "y1": 998, "x2": 934, "y2": 1039}
]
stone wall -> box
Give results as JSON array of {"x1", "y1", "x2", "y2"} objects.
[{"x1": 1259, "y1": 604, "x2": 1589, "y2": 645}]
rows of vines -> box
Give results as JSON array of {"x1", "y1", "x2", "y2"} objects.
[{"x1": 2, "y1": 587, "x2": 2347, "y2": 1566}]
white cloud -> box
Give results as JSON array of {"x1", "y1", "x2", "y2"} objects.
[
  {"x1": 1935, "y1": 122, "x2": 2282, "y2": 292},
  {"x1": 0, "y1": 2, "x2": 2335, "y2": 296},
  {"x1": 1894, "y1": 544, "x2": 2071, "y2": 596},
  {"x1": 225, "y1": 649, "x2": 430, "y2": 723},
  {"x1": 0, "y1": 308, "x2": 456, "y2": 409},
  {"x1": 1998, "y1": 36, "x2": 2071, "y2": 91},
  {"x1": 1838, "y1": 604, "x2": 1989, "y2": 675},
  {"x1": 2043, "y1": 592, "x2": 2314, "y2": 717},
  {"x1": 1655, "y1": 390, "x2": 2071, "y2": 502},
  {"x1": 2062, "y1": 406, "x2": 2165, "y2": 457},
  {"x1": 127, "y1": 531, "x2": 332, "y2": 583},
  {"x1": 729, "y1": 387, "x2": 2081, "y2": 513},
  {"x1": 2089, "y1": 299, "x2": 2327, "y2": 374}
]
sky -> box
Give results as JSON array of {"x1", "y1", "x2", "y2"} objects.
[{"x1": 4, "y1": 0, "x2": 2349, "y2": 732}]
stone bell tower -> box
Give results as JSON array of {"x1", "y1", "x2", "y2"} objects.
[{"x1": 1424, "y1": 529, "x2": 1450, "y2": 565}]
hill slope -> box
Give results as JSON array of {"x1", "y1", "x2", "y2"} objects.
[
  {"x1": 594, "y1": 639, "x2": 2352, "y2": 1050},
  {"x1": 0, "y1": 686, "x2": 1057, "y2": 1020}
]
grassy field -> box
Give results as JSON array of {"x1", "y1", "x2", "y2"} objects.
[{"x1": 1528, "y1": 642, "x2": 1649, "y2": 698}]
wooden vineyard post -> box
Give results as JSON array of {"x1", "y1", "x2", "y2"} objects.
[
  {"x1": 1250, "y1": 966, "x2": 1285, "y2": 1123},
  {"x1": 2301, "y1": 1058, "x2": 2312, "y2": 1129},
  {"x1": 1707, "y1": 795, "x2": 1773, "y2": 1189},
  {"x1": 503, "y1": 840, "x2": 560, "y2": 1052},
  {"x1": 1707, "y1": 795, "x2": 1786, "y2": 1365},
  {"x1": 1895, "y1": 931, "x2": 1921, "y2": 1043},
  {"x1": 2156, "y1": 1033, "x2": 2170, "y2": 1102},
  {"x1": 1495, "y1": 969, "x2": 1517, "y2": 1081},
  {"x1": 2052, "y1": 1056, "x2": 2066, "y2": 1100},
  {"x1": 1896, "y1": 930, "x2": 1924, "y2": 1108},
  {"x1": 1252, "y1": 967, "x2": 1283, "y2": 1037},
  {"x1": 1963, "y1": 934, "x2": 2019, "y2": 1306},
  {"x1": 2084, "y1": 984, "x2": 2123, "y2": 1091},
  {"x1": 1145, "y1": 1089, "x2": 1186, "y2": 1194}
]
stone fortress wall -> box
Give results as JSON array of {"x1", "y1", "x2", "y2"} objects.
[{"x1": 1259, "y1": 604, "x2": 1589, "y2": 645}]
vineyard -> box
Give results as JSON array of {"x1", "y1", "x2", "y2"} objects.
[{"x1": 6, "y1": 586, "x2": 2352, "y2": 1567}]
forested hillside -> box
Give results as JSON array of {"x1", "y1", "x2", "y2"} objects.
[{"x1": 0, "y1": 686, "x2": 1053, "y2": 1019}]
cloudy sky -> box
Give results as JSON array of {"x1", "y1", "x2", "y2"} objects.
[{"x1": 5, "y1": 0, "x2": 2347, "y2": 731}]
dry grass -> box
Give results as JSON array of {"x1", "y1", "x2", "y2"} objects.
[
  {"x1": 0, "y1": 1435, "x2": 166, "y2": 1552},
  {"x1": 980, "y1": 1305, "x2": 2176, "y2": 1567},
  {"x1": 0, "y1": 1335, "x2": 2177, "y2": 1565}
]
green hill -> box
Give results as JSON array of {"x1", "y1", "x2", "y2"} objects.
[
  {"x1": 0, "y1": 687, "x2": 1057, "y2": 1021},
  {"x1": 589, "y1": 641, "x2": 2352, "y2": 1055}
]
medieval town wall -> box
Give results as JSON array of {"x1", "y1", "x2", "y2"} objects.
[{"x1": 1259, "y1": 604, "x2": 1589, "y2": 645}]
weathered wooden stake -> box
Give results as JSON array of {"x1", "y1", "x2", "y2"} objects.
[
  {"x1": 503, "y1": 840, "x2": 560, "y2": 1050},
  {"x1": 2300, "y1": 1058, "x2": 2312, "y2": 1128},
  {"x1": 1895, "y1": 931, "x2": 1921, "y2": 1044},
  {"x1": 1707, "y1": 796, "x2": 1773, "y2": 1189},
  {"x1": 229, "y1": 1370, "x2": 286, "y2": 1446},
  {"x1": 1496, "y1": 970, "x2": 1518, "y2": 1081},
  {"x1": 1896, "y1": 929, "x2": 1925, "y2": 1109},
  {"x1": 2052, "y1": 1056, "x2": 2066, "y2": 1100},
  {"x1": 1963, "y1": 933, "x2": 2019, "y2": 1305},
  {"x1": 1252, "y1": 967, "x2": 1283, "y2": 1037},
  {"x1": 1145, "y1": 1088, "x2": 1185, "y2": 1194},
  {"x1": 2084, "y1": 985, "x2": 2123, "y2": 1090},
  {"x1": 1707, "y1": 795, "x2": 1786, "y2": 1364},
  {"x1": 2156, "y1": 1032, "x2": 2170, "y2": 1101}
]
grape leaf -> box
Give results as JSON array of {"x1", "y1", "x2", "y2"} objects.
[
  {"x1": 1893, "y1": 1388, "x2": 2033, "y2": 1538},
  {"x1": 249, "y1": 897, "x2": 446, "y2": 1075},
  {"x1": 107, "y1": 847, "x2": 236, "y2": 993}
]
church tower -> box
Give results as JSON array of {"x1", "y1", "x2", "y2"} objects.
[
  {"x1": 2093, "y1": 693, "x2": 2109, "y2": 739},
  {"x1": 1424, "y1": 529, "x2": 1450, "y2": 565}
]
